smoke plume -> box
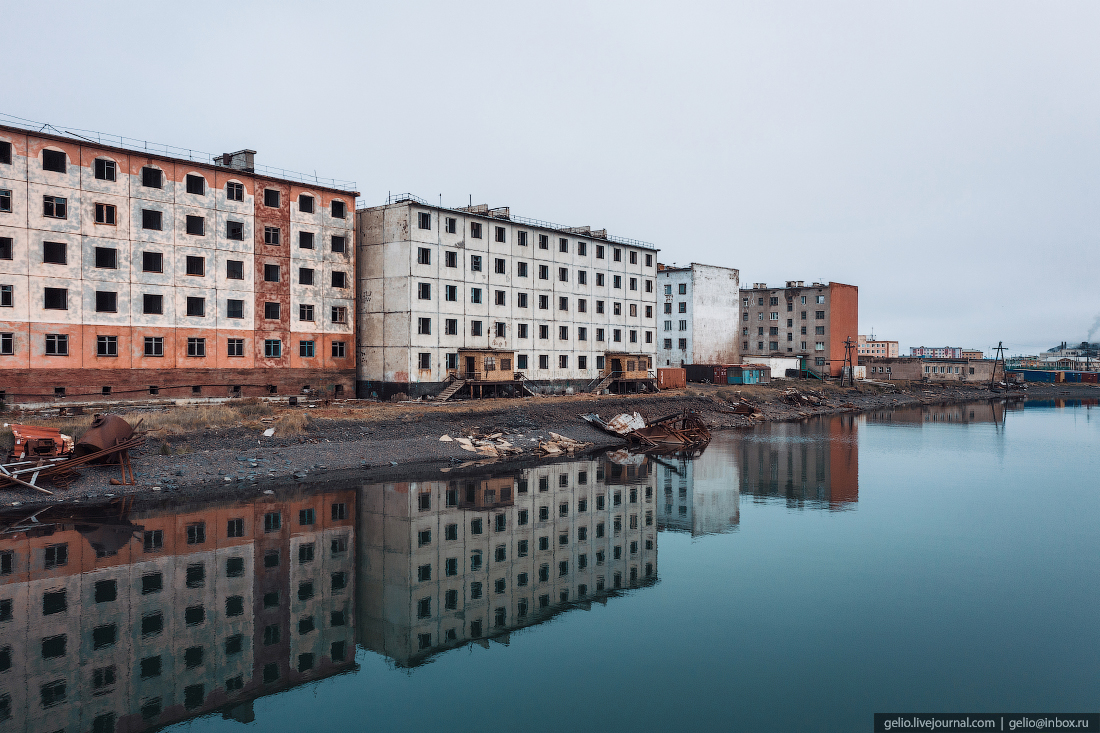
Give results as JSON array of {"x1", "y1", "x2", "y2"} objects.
[{"x1": 1088, "y1": 314, "x2": 1100, "y2": 344}]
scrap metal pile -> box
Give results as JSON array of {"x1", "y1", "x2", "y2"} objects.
[
  {"x1": 1, "y1": 415, "x2": 145, "y2": 495},
  {"x1": 583, "y1": 410, "x2": 711, "y2": 451}
]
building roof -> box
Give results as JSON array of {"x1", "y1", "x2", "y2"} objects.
[
  {"x1": 366, "y1": 193, "x2": 658, "y2": 251},
  {"x1": 0, "y1": 113, "x2": 358, "y2": 195}
]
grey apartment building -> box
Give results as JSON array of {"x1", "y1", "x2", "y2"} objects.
[{"x1": 356, "y1": 196, "x2": 660, "y2": 398}]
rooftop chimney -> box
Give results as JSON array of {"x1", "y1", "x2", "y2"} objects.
[{"x1": 214, "y1": 149, "x2": 256, "y2": 173}]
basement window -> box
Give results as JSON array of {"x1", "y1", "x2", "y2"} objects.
[{"x1": 149, "y1": 386, "x2": 159, "y2": 395}]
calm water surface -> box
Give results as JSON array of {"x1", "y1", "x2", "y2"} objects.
[{"x1": 1, "y1": 399, "x2": 1097, "y2": 732}]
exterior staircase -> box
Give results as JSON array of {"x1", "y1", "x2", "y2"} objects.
[
  {"x1": 589, "y1": 373, "x2": 617, "y2": 393},
  {"x1": 436, "y1": 379, "x2": 467, "y2": 401}
]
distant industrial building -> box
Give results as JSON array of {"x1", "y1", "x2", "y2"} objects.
[
  {"x1": 860, "y1": 355, "x2": 995, "y2": 382},
  {"x1": 738, "y1": 281, "x2": 858, "y2": 377},
  {"x1": 0, "y1": 120, "x2": 358, "y2": 403},
  {"x1": 655, "y1": 263, "x2": 739, "y2": 368},
  {"x1": 857, "y1": 335, "x2": 898, "y2": 358},
  {"x1": 356, "y1": 196, "x2": 659, "y2": 399},
  {"x1": 961, "y1": 349, "x2": 984, "y2": 360}
]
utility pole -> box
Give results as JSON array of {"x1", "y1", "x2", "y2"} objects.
[
  {"x1": 842, "y1": 336, "x2": 857, "y2": 388},
  {"x1": 990, "y1": 341, "x2": 1007, "y2": 387}
]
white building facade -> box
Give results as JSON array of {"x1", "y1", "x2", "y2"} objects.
[
  {"x1": 356, "y1": 198, "x2": 659, "y2": 398},
  {"x1": 655, "y1": 263, "x2": 740, "y2": 368}
]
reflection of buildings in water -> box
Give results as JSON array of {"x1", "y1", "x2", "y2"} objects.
[
  {"x1": 864, "y1": 401, "x2": 1019, "y2": 426},
  {"x1": 0, "y1": 491, "x2": 356, "y2": 733},
  {"x1": 656, "y1": 456, "x2": 740, "y2": 536},
  {"x1": 737, "y1": 415, "x2": 859, "y2": 509},
  {"x1": 356, "y1": 456, "x2": 659, "y2": 668}
]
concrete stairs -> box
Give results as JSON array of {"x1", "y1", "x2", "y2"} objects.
[
  {"x1": 589, "y1": 373, "x2": 617, "y2": 393},
  {"x1": 436, "y1": 379, "x2": 466, "y2": 401}
]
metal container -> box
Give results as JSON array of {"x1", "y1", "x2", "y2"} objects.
[
  {"x1": 685, "y1": 364, "x2": 729, "y2": 383},
  {"x1": 656, "y1": 368, "x2": 686, "y2": 390}
]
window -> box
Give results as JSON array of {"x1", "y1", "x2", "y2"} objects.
[
  {"x1": 186, "y1": 297, "x2": 205, "y2": 317},
  {"x1": 613, "y1": 275, "x2": 622, "y2": 289},
  {"x1": 417, "y1": 317, "x2": 431, "y2": 335},
  {"x1": 578, "y1": 327, "x2": 587, "y2": 341},
  {"x1": 96, "y1": 335, "x2": 117, "y2": 356},
  {"x1": 263, "y1": 189, "x2": 281, "y2": 207},
  {"x1": 470, "y1": 222, "x2": 482, "y2": 238},
  {"x1": 445, "y1": 217, "x2": 457, "y2": 233},
  {"x1": 445, "y1": 318, "x2": 458, "y2": 335},
  {"x1": 629, "y1": 277, "x2": 638, "y2": 290},
  {"x1": 226, "y1": 259, "x2": 243, "y2": 279},
  {"x1": 517, "y1": 354, "x2": 528, "y2": 369},
  {"x1": 559, "y1": 326, "x2": 569, "y2": 340},
  {"x1": 299, "y1": 231, "x2": 315, "y2": 249},
  {"x1": 43, "y1": 332, "x2": 67, "y2": 355},
  {"x1": 0, "y1": 332, "x2": 12, "y2": 354},
  {"x1": 226, "y1": 181, "x2": 244, "y2": 200},
  {"x1": 559, "y1": 296, "x2": 569, "y2": 311},
  {"x1": 470, "y1": 320, "x2": 483, "y2": 336},
  {"x1": 95, "y1": 158, "x2": 118, "y2": 181},
  {"x1": 596, "y1": 328, "x2": 605, "y2": 342},
  {"x1": 43, "y1": 195, "x2": 67, "y2": 219},
  {"x1": 94, "y1": 202, "x2": 116, "y2": 225},
  {"x1": 536, "y1": 233, "x2": 548, "y2": 249},
  {"x1": 417, "y1": 282, "x2": 431, "y2": 300},
  {"x1": 298, "y1": 301, "x2": 314, "y2": 320},
  {"x1": 471, "y1": 255, "x2": 482, "y2": 271},
  {"x1": 495, "y1": 226, "x2": 506, "y2": 242},
  {"x1": 539, "y1": 265, "x2": 549, "y2": 280},
  {"x1": 265, "y1": 339, "x2": 282, "y2": 358},
  {"x1": 187, "y1": 337, "x2": 206, "y2": 356},
  {"x1": 43, "y1": 287, "x2": 67, "y2": 310},
  {"x1": 0, "y1": 141, "x2": 8, "y2": 164},
  {"x1": 185, "y1": 174, "x2": 205, "y2": 195},
  {"x1": 264, "y1": 226, "x2": 281, "y2": 245},
  {"x1": 331, "y1": 200, "x2": 347, "y2": 218},
  {"x1": 539, "y1": 325, "x2": 549, "y2": 340},
  {"x1": 141, "y1": 208, "x2": 162, "y2": 230},
  {"x1": 332, "y1": 305, "x2": 348, "y2": 323},
  {"x1": 89, "y1": 248, "x2": 118, "y2": 274},
  {"x1": 495, "y1": 257, "x2": 506, "y2": 274},
  {"x1": 332, "y1": 340, "x2": 347, "y2": 358},
  {"x1": 816, "y1": 310, "x2": 825, "y2": 319},
  {"x1": 495, "y1": 321, "x2": 506, "y2": 337},
  {"x1": 815, "y1": 342, "x2": 825, "y2": 351},
  {"x1": 815, "y1": 325, "x2": 825, "y2": 335},
  {"x1": 0, "y1": 237, "x2": 10, "y2": 259},
  {"x1": 299, "y1": 340, "x2": 315, "y2": 357},
  {"x1": 40, "y1": 148, "x2": 67, "y2": 173},
  {"x1": 185, "y1": 255, "x2": 205, "y2": 277},
  {"x1": 330, "y1": 234, "x2": 347, "y2": 252}
]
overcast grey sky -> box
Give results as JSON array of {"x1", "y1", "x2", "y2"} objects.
[{"x1": 7, "y1": 1, "x2": 1098, "y2": 355}]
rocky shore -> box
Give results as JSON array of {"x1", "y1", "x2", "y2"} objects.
[{"x1": 1, "y1": 380, "x2": 1093, "y2": 507}]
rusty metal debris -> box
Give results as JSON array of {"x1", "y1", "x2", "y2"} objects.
[
  {"x1": 6, "y1": 425, "x2": 74, "y2": 462},
  {"x1": 0, "y1": 415, "x2": 145, "y2": 494},
  {"x1": 584, "y1": 410, "x2": 711, "y2": 450}
]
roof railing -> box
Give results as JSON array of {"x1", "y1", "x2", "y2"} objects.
[
  {"x1": 362, "y1": 192, "x2": 657, "y2": 250},
  {"x1": 0, "y1": 112, "x2": 356, "y2": 191}
]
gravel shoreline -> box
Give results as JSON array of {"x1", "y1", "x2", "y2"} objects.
[{"x1": 2, "y1": 381, "x2": 1093, "y2": 508}]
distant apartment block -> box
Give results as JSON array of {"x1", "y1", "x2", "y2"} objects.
[
  {"x1": 857, "y1": 335, "x2": 898, "y2": 358},
  {"x1": 356, "y1": 196, "x2": 659, "y2": 398},
  {"x1": 0, "y1": 120, "x2": 357, "y2": 403},
  {"x1": 738, "y1": 281, "x2": 858, "y2": 377},
  {"x1": 961, "y1": 349, "x2": 984, "y2": 360},
  {"x1": 654, "y1": 263, "x2": 739, "y2": 368},
  {"x1": 910, "y1": 346, "x2": 963, "y2": 359}
]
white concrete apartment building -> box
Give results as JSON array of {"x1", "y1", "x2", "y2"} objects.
[
  {"x1": 356, "y1": 196, "x2": 660, "y2": 398},
  {"x1": 357, "y1": 458, "x2": 659, "y2": 667},
  {"x1": 655, "y1": 263, "x2": 740, "y2": 367}
]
